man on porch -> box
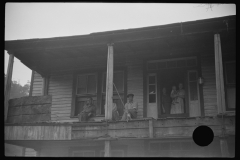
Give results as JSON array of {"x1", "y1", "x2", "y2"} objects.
[
  {"x1": 121, "y1": 93, "x2": 138, "y2": 121},
  {"x1": 78, "y1": 97, "x2": 96, "y2": 122}
]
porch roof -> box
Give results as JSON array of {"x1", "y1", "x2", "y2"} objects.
[{"x1": 5, "y1": 15, "x2": 236, "y2": 76}]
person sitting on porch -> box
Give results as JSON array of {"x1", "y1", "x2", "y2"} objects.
[
  {"x1": 78, "y1": 97, "x2": 96, "y2": 122},
  {"x1": 104, "y1": 102, "x2": 120, "y2": 121},
  {"x1": 121, "y1": 93, "x2": 138, "y2": 121}
]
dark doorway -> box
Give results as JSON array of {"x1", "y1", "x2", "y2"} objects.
[{"x1": 159, "y1": 68, "x2": 188, "y2": 117}]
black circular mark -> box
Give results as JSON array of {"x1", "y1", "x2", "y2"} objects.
[{"x1": 192, "y1": 125, "x2": 214, "y2": 147}]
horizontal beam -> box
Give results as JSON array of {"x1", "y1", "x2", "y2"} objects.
[
  {"x1": 5, "y1": 16, "x2": 235, "y2": 51},
  {"x1": 5, "y1": 116, "x2": 235, "y2": 141}
]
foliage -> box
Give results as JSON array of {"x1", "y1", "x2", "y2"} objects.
[
  {"x1": 195, "y1": 3, "x2": 221, "y2": 11},
  {"x1": 4, "y1": 74, "x2": 30, "y2": 99}
]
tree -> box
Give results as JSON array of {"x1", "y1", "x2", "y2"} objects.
[
  {"x1": 4, "y1": 74, "x2": 30, "y2": 99},
  {"x1": 195, "y1": 3, "x2": 221, "y2": 11}
]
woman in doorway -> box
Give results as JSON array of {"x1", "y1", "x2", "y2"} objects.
[
  {"x1": 170, "y1": 83, "x2": 185, "y2": 114},
  {"x1": 170, "y1": 86, "x2": 178, "y2": 114}
]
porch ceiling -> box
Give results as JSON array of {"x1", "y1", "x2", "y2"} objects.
[{"x1": 5, "y1": 15, "x2": 236, "y2": 76}]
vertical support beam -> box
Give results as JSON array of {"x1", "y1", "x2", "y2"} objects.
[
  {"x1": 214, "y1": 34, "x2": 226, "y2": 113},
  {"x1": 149, "y1": 119, "x2": 154, "y2": 138},
  {"x1": 104, "y1": 140, "x2": 111, "y2": 157},
  {"x1": 220, "y1": 137, "x2": 230, "y2": 157},
  {"x1": 29, "y1": 70, "x2": 34, "y2": 96},
  {"x1": 105, "y1": 43, "x2": 114, "y2": 120},
  {"x1": 4, "y1": 53, "x2": 14, "y2": 122},
  {"x1": 42, "y1": 76, "x2": 49, "y2": 96}
]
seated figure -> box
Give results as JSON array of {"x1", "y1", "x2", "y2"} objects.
[
  {"x1": 121, "y1": 93, "x2": 138, "y2": 121},
  {"x1": 78, "y1": 97, "x2": 96, "y2": 122},
  {"x1": 104, "y1": 102, "x2": 120, "y2": 121}
]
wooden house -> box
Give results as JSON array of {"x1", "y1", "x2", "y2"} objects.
[{"x1": 4, "y1": 15, "x2": 235, "y2": 157}]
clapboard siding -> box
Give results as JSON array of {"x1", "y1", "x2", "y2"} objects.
[
  {"x1": 126, "y1": 58, "x2": 144, "y2": 118},
  {"x1": 201, "y1": 55, "x2": 218, "y2": 116},
  {"x1": 49, "y1": 74, "x2": 73, "y2": 121},
  {"x1": 32, "y1": 72, "x2": 43, "y2": 96}
]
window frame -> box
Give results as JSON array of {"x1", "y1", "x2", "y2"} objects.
[
  {"x1": 71, "y1": 68, "x2": 127, "y2": 118},
  {"x1": 224, "y1": 61, "x2": 236, "y2": 111},
  {"x1": 76, "y1": 73, "x2": 98, "y2": 96}
]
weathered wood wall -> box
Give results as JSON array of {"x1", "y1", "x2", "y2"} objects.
[
  {"x1": 48, "y1": 74, "x2": 75, "y2": 122},
  {"x1": 5, "y1": 125, "x2": 71, "y2": 140},
  {"x1": 7, "y1": 96, "x2": 51, "y2": 123},
  {"x1": 39, "y1": 147, "x2": 69, "y2": 157},
  {"x1": 126, "y1": 57, "x2": 144, "y2": 118},
  {"x1": 32, "y1": 72, "x2": 43, "y2": 96},
  {"x1": 201, "y1": 55, "x2": 218, "y2": 116}
]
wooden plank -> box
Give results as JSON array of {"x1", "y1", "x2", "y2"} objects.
[
  {"x1": 49, "y1": 92, "x2": 72, "y2": 96},
  {"x1": 4, "y1": 126, "x2": 10, "y2": 140},
  {"x1": 50, "y1": 95, "x2": 72, "y2": 99},
  {"x1": 52, "y1": 110, "x2": 71, "y2": 114},
  {"x1": 105, "y1": 44, "x2": 114, "y2": 120},
  {"x1": 51, "y1": 103, "x2": 71, "y2": 106},
  {"x1": 220, "y1": 138, "x2": 230, "y2": 157},
  {"x1": 7, "y1": 115, "x2": 22, "y2": 123},
  {"x1": 51, "y1": 106, "x2": 72, "y2": 110},
  {"x1": 48, "y1": 86, "x2": 72, "y2": 91},
  {"x1": 104, "y1": 141, "x2": 111, "y2": 157},
  {"x1": 8, "y1": 106, "x2": 22, "y2": 116},
  {"x1": 214, "y1": 34, "x2": 225, "y2": 114},
  {"x1": 149, "y1": 119, "x2": 154, "y2": 138},
  {"x1": 9, "y1": 98, "x2": 23, "y2": 107},
  {"x1": 10, "y1": 96, "x2": 52, "y2": 106},
  {"x1": 21, "y1": 105, "x2": 32, "y2": 115},
  {"x1": 31, "y1": 104, "x2": 51, "y2": 114},
  {"x1": 24, "y1": 96, "x2": 52, "y2": 105}
]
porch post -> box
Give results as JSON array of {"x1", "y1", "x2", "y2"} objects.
[
  {"x1": 104, "y1": 140, "x2": 111, "y2": 157},
  {"x1": 214, "y1": 34, "x2": 226, "y2": 113},
  {"x1": 220, "y1": 137, "x2": 230, "y2": 157},
  {"x1": 4, "y1": 52, "x2": 14, "y2": 122},
  {"x1": 149, "y1": 119, "x2": 154, "y2": 138},
  {"x1": 42, "y1": 76, "x2": 49, "y2": 96},
  {"x1": 105, "y1": 43, "x2": 114, "y2": 120}
]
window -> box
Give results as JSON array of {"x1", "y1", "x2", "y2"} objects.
[
  {"x1": 76, "y1": 74, "x2": 97, "y2": 95},
  {"x1": 147, "y1": 57, "x2": 197, "y2": 70},
  {"x1": 148, "y1": 74, "x2": 157, "y2": 103},
  {"x1": 72, "y1": 70, "x2": 126, "y2": 117},
  {"x1": 224, "y1": 61, "x2": 236, "y2": 111},
  {"x1": 102, "y1": 71, "x2": 125, "y2": 116},
  {"x1": 74, "y1": 74, "x2": 97, "y2": 116}
]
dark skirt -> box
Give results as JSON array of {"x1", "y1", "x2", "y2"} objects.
[{"x1": 78, "y1": 112, "x2": 93, "y2": 122}]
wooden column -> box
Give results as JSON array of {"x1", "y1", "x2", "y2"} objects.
[
  {"x1": 149, "y1": 119, "x2": 154, "y2": 138},
  {"x1": 214, "y1": 34, "x2": 226, "y2": 113},
  {"x1": 105, "y1": 43, "x2": 114, "y2": 120},
  {"x1": 220, "y1": 137, "x2": 230, "y2": 157},
  {"x1": 29, "y1": 70, "x2": 34, "y2": 96},
  {"x1": 104, "y1": 140, "x2": 111, "y2": 157},
  {"x1": 4, "y1": 53, "x2": 14, "y2": 122},
  {"x1": 42, "y1": 76, "x2": 49, "y2": 96}
]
